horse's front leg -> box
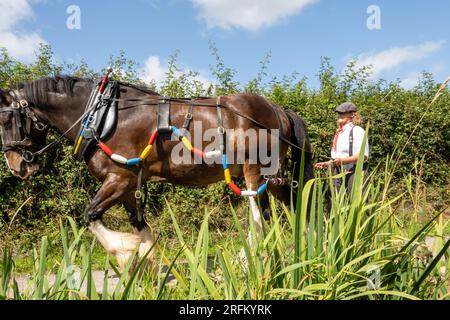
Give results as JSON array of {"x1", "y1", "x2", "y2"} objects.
[
  {"x1": 122, "y1": 194, "x2": 157, "y2": 271},
  {"x1": 84, "y1": 173, "x2": 143, "y2": 271}
]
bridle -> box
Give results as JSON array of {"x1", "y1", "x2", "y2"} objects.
[
  {"x1": 0, "y1": 91, "x2": 101, "y2": 164},
  {"x1": 0, "y1": 81, "x2": 312, "y2": 166},
  {"x1": 0, "y1": 93, "x2": 47, "y2": 163}
]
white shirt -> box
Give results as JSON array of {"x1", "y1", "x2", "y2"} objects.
[{"x1": 331, "y1": 123, "x2": 369, "y2": 159}]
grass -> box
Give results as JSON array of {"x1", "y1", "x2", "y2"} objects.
[
  {"x1": 1, "y1": 80, "x2": 449, "y2": 300},
  {"x1": 2, "y1": 203, "x2": 243, "y2": 274},
  {"x1": 0, "y1": 149, "x2": 448, "y2": 299}
]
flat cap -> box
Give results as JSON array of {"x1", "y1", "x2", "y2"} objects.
[{"x1": 335, "y1": 102, "x2": 357, "y2": 113}]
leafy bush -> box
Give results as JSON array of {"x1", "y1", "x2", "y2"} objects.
[
  {"x1": 0, "y1": 44, "x2": 448, "y2": 249},
  {"x1": 1, "y1": 153, "x2": 448, "y2": 300}
]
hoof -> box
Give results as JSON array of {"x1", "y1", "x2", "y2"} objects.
[
  {"x1": 262, "y1": 208, "x2": 271, "y2": 222},
  {"x1": 84, "y1": 210, "x2": 102, "y2": 226}
]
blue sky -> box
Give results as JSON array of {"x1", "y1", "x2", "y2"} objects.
[{"x1": 1, "y1": 0, "x2": 449, "y2": 89}]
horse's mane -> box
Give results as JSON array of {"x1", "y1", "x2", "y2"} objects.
[
  {"x1": 117, "y1": 81, "x2": 160, "y2": 96},
  {"x1": 20, "y1": 76, "x2": 160, "y2": 106},
  {"x1": 19, "y1": 76, "x2": 90, "y2": 106}
]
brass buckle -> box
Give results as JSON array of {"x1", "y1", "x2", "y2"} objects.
[
  {"x1": 19, "y1": 100, "x2": 29, "y2": 108},
  {"x1": 35, "y1": 122, "x2": 47, "y2": 131},
  {"x1": 22, "y1": 150, "x2": 35, "y2": 163},
  {"x1": 135, "y1": 190, "x2": 142, "y2": 199}
]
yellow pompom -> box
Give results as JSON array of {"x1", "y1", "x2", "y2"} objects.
[
  {"x1": 140, "y1": 145, "x2": 153, "y2": 160},
  {"x1": 181, "y1": 137, "x2": 193, "y2": 150},
  {"x1": 224, "y1": 169, "x2": 232, "y2": 184}
]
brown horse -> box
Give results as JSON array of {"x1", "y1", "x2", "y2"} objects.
[{"x1": 0, "y1": 76, "x2": 313, "y2": 270}]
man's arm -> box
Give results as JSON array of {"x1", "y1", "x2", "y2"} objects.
[
  {"x1": 314, "y1": 153, "x2": 362, "y2": 169},
  {"x1": 332, "y1": 154, "x2": 360, "y2": 166}
]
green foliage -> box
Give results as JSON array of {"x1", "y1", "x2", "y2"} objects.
[
  {"x1": 159, "y1": 50, "x2": 213, "y2": 98},
  {"x1": 0, "y1": 154, "x2": 448, "y2": 299},
  {"x1": 208, "y1": 41, "x2": 239, "y2": 95},
  {"x1": 107, "y1": 49, "x2": 144, "y2": 85},
  {"x1": 0, "y1": 44, "x2": 448, "y2": 266},
  {"x1": 0, "y1": 44, "x2": 63, "y2": 88},
  {"x1": 245, "y1": 51, "x2": 272, "y2": 95}
]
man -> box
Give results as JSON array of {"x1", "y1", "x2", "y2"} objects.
[{"x1": 314, "y1": 102, "x2": 369, "y2": 198}]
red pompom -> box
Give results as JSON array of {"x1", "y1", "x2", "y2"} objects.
[
  {"x1": 229, "y1": 182, "x2": 241, "y2": 196},
  {"x1": 98, "y1": 142, "x2": 113, "y2": 157},
  {"x1": 148, "y1": 130, "x2": 158, "y2": 145}
]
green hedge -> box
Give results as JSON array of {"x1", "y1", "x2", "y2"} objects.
[{"x1": 0, "y1": 45, "x2": 448, "y2": 237}]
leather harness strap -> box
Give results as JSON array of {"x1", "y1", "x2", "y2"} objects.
[
  {"x1": 135, "y1": 164, "x2": 146, "y2": 223},
  {"x1": 2, "y1": 81, "x2": 309, "y2": 223},
  {"x1": 182, "y1": 99, "x2": 194, "y2": 130},
  {"x1": 349, "y1": 126, "x2": 354, "y2": 157},
  {"x1": 108, "y1": 96, "x2": 309, "y2": 154},
  {"x1": 157, "y1": 102, "x2": 171, "y2": 134},
  {"x1": 216, "y1": 96, "x2": 225, "y2": 153}
]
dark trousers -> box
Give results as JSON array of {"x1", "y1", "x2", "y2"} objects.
[{"x1": 325, "y1": 163, "x2": 369, "y2": 213}]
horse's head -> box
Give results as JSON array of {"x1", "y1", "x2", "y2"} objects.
[{"x1": 0, "y1": 89, "x2": 48, "y2": 179}]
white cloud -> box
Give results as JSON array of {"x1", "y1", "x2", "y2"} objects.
[
  {"x1": 191, "y1": 0, "x2": 318, "y2": 32},
  {"x1": 353, "y1": 40, "x2": 446, "y2": 78},
  {"x1": 141, "y1": 55, "x2": 213, "y2": 89},
  {"x1": 430, "y1": 62, "x2": 446, "y2": 76},
  {"x1": 400, "y1": 72, "x2": 421, "y2": 89},
  {"x1": 400, "y1": 64, "x2": 447, "y2": 90},
  {"x1": 0, "y1": 0, "x2": 47, "y2": 62},
  {"x1": 141, "y1": 56, "x2": 167, "y2": 84}
]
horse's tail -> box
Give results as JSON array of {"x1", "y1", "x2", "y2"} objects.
[{"x1": 284, "y1": 109, "x2": 314, "y2": 205}]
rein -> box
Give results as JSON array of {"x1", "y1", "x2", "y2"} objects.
[
  {"x1": 2, "y1": 78, "x2": 309, "y2": 164},
  {"x1": 108, "y1": 96, "x2": 309, "y2": 154},
  {"x1": 27, "y1": 104, "x2": 98, "y2": 161}
]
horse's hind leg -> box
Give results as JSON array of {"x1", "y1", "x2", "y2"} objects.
[
  {"x1": 237, "y1": 162, "x2": 268, "y2": 267},
  {"x1": 84, "y1": 173, "x2": 143, "y2": 271},
  {"x1": 242, "y1": 163, "x2": 265, "y2": 239}
]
